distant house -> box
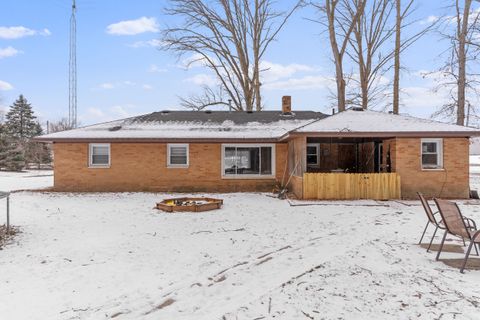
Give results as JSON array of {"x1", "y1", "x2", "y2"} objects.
[{"x1": 37, "y1": 97, "x2": 480, "y2": 199}]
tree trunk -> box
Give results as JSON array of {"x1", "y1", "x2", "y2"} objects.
[
  {"x1": 355, "y1": 23, "x2": 368, "y2": 109},
  {"x1": 457, "y1": 0, "x2": 471, "y2": 126},
  {"x1": 393, "y1": 0, "x2": 401, "y2": 114},
  {"x1": 327, "y1": 1, "x2": 346, "y2": 112},
  {"x1": 337, "y1": 67, "x2": 347, "y2": 112}
]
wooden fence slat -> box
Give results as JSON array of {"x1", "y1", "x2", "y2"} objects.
[{"x1": 302, "y1": 173, "x2": 401, "y2": 200}]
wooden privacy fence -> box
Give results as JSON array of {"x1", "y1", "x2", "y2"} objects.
[{"x1": 302, "y1": 173, "x2": 401, "y2": 200}]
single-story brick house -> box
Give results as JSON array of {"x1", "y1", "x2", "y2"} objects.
[{"x1": 37, "y1": 97, "x2": 480, "y2": 199}]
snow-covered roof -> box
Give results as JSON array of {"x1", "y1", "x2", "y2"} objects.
[
  {"x1": 291, "y1": 109, "x2": 480, "y2": 137},
  {"x1": 38, "y1": 111, "x2": 327, "y2": 141},
  {"x1": 37, "y1": 109, "x2": 480, "y2": 142}
]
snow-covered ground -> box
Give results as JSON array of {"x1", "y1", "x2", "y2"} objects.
[
  {"x1": 470, "y1": 155, "x2": 480, "y2": 191},
  {"x1": 1, "y1": 169, "x2": 480, "y2": 319},
  {"x1": 0, "y1": 170, "x2": 53, "y2": 192}
]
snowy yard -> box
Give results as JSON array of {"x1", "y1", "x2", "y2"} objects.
[{"x1": 1, "y1": 168, "x2": 480, "y2": 319}]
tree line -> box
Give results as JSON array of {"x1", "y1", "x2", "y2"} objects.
[{"x1": 162, "y1": 0, "x2": 480, "y2": 126}]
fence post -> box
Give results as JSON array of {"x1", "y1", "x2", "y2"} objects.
[{"x1": 6, "y1": 195, "x2": 10, "y2": 234}]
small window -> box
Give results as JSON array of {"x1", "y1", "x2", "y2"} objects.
[
  {"x1": 421, "y1": 139, "x2": 443, "y2": 169},
  {"x1": 168, "y1": 144, "x2": 189, "y2": 167},
  {"x1": 307, "y1": 143, "x2": 320, "y2": 166},
  {"x1": 89, "y1": 143, "x2": 110, "y2": 167}
]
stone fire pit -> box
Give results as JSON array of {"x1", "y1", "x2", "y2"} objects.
[{"x1": 156, "y1": 197, "x2": 223, "y2": 213}]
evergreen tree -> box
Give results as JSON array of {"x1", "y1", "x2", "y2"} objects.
[
  {"x1": 0, "y1": 95, "x2": 49, "y2": 170},
  {"x1": 0, "y1": 123, "x2": 6, "y2": 168},
  {"x1": 0, "y1": 134, "x2": 25, "y2": 171},
  {"x1": 5, "y1": 95, "x2": 39, "y2": 139}
]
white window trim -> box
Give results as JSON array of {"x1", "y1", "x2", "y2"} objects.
[
  {"x1": 307, "y1": 143, "x2": 320, "y2": 167},
  {"x1": 421, "y1": 138, "x2": 443, "y2": 170},
  {"x1": 167, "y1": 143, "x2": 189, "y2": 168},
  {"x1": 88, "y1": 143, "x2": 111, "y2": 168},
  {"x1": 221, "y1": 143, "x2": 276, "y2": 179}
]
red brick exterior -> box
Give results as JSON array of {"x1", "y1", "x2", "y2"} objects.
[
  {"x1": 51, "y1": 137, "x2": 470, "y2": 199},
  {"x1": 53, "y1": 142, "x2": 287, "y2": 192},
  {"x1": 392, "y1": 137, "x2": 470, "y2": 199}
]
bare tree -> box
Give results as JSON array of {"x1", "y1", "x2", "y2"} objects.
[
  {"x1": 348, "y1": 0, "x2": 395, "y2": 109},
  {"x1": 49, "y1": 118, "x2": 76, "y2": 133},
  {"x1": 457, "y1": 0, "x2": 475, "y2": 125},
  {"x1": 162, "y1": 0, "x2": 303, "y2": 111},
  {"x1": 179, "y1": 86, "x2": 232, "y2": 110},
  {"x1": 312, "y1": 0, "x2": 366, "y2": 112},
  {"x1": 347, "y1": 0, "x2": 434, "y2": 111},
  {"x1": 430, "y1": 0, "x2": 480, "y2": 125},
  {"x1": 392, "y1": 0, "x2": 407, "y2": 114}
]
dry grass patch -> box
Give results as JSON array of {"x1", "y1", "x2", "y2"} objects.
[{"x1": 0, "y1": 225, "x2": 19, "y2": 249}]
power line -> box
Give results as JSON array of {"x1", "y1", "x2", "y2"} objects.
[{"x1": 69, "y1": 0, "x2": 77, "y2": 128}]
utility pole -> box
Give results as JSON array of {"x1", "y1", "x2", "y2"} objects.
[{"x1": 69, "y1": 0, "x2": 77, "y2": 128}]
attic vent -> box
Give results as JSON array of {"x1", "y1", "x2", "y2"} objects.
[
  {"x1": 109, "y1": 126, "x2": 122, "y2": 132},
  {"x1": 205, "y1": 110, "x2": 212, "y2": 114},
  {"x1": 351, "y1": 107, "x2": 364, "y2": 112}
]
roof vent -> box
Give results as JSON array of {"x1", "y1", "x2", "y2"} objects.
[
  {"x1": 246, "y1": 110, "x2": 254, "y2": 114},
  {"x1": 205, "y1": 110, "x2": 212, "y2": 114},
  {"x1": 161, "y1": 110, "x2": 170, "y2": 114},
  {"x1": 351, "y1": 107, "x2": 364, "y2": 112},
  {"x1": 108, "y1": 126, "x2": 122, "y2": 132}
]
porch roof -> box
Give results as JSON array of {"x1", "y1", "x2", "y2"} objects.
[{"x1": 289, "y1": 109, "x2": 480, "y2": 138}]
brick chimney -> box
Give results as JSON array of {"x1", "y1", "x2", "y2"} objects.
[{"x1": 282, "y1": 96, "x2": 292, "y2": 114}]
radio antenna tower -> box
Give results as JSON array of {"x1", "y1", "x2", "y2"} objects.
[{"x1": 69, "y1": 0, "x2": 77, "y2": 128}]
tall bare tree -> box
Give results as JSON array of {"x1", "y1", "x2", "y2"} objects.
[
  {"x1": 313, "y1": 0, "x2": 366, "y2": 112},
  {"x1": 457, "y1": 0, "x2": 473, "y2": 125},
  {"x1": 431, "y1": 0, "x2": 480, "y2": 125},
  {"x1": 348, "y1": 0, "x2": 395, "y2": 109},
  {"x1": 348, "y1": 0, "x2": 433, "y2": 111},
  {"x1": 162, "y1": 0, "x2": 303, "y2": 111},
  {"x1": 392, "y1": 0, "x2": 408, "y2": 114}
]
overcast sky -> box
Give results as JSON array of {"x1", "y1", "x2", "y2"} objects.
[{"x1": 0, "y1": 0, "x2": 477, "y2": 125}]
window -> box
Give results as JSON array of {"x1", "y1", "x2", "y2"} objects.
[
  {"x1": 167, "y1": 144, "x2": 189, "y2": 167},
  {"x1": 222, "y1": 144, "x2": 275, "y2": 178},
  {"x1": 307, "y1": 143, "x2": 320, "y2": 166},
  {"x1": 421, "y1": 139, "x2": 443, "y2": 169},
  {"x1": 89, "y1": 143, "x2": 110, "y2": 167}
]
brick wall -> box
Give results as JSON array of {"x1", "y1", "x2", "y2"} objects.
[
  {"x1": 53, "y1": 142, "x2": 287, "y2": 192},
  {"x1": 394, "y1": 137, "x2": 469, "y2": 199}
]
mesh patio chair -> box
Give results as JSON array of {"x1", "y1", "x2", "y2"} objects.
[
  {"x1": 417, "y1": 193, "x2": 446, "y2": 252},
  {"x1": 434, "y1": 199, "x2": 480, "y2": 273}
]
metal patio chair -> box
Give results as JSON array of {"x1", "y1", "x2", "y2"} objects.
[
  {"x1": 434, "y1": 199, "x2": 480, "y2": 273},
  {"x1": 417, "y1": 193, "x2": 446, "y2": 252}
]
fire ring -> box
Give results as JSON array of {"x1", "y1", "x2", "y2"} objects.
[{"x1": 156, "y1": 197, "x2": 223, "y2": 213}]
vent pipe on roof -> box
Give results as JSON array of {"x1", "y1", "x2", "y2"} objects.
[{"x1": 282, "y1": 96, "x2": 292, "y2": 114}]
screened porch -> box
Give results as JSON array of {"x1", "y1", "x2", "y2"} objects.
[{"x1": 287, "y1": 136, "x2": 400, "y2": 200}]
